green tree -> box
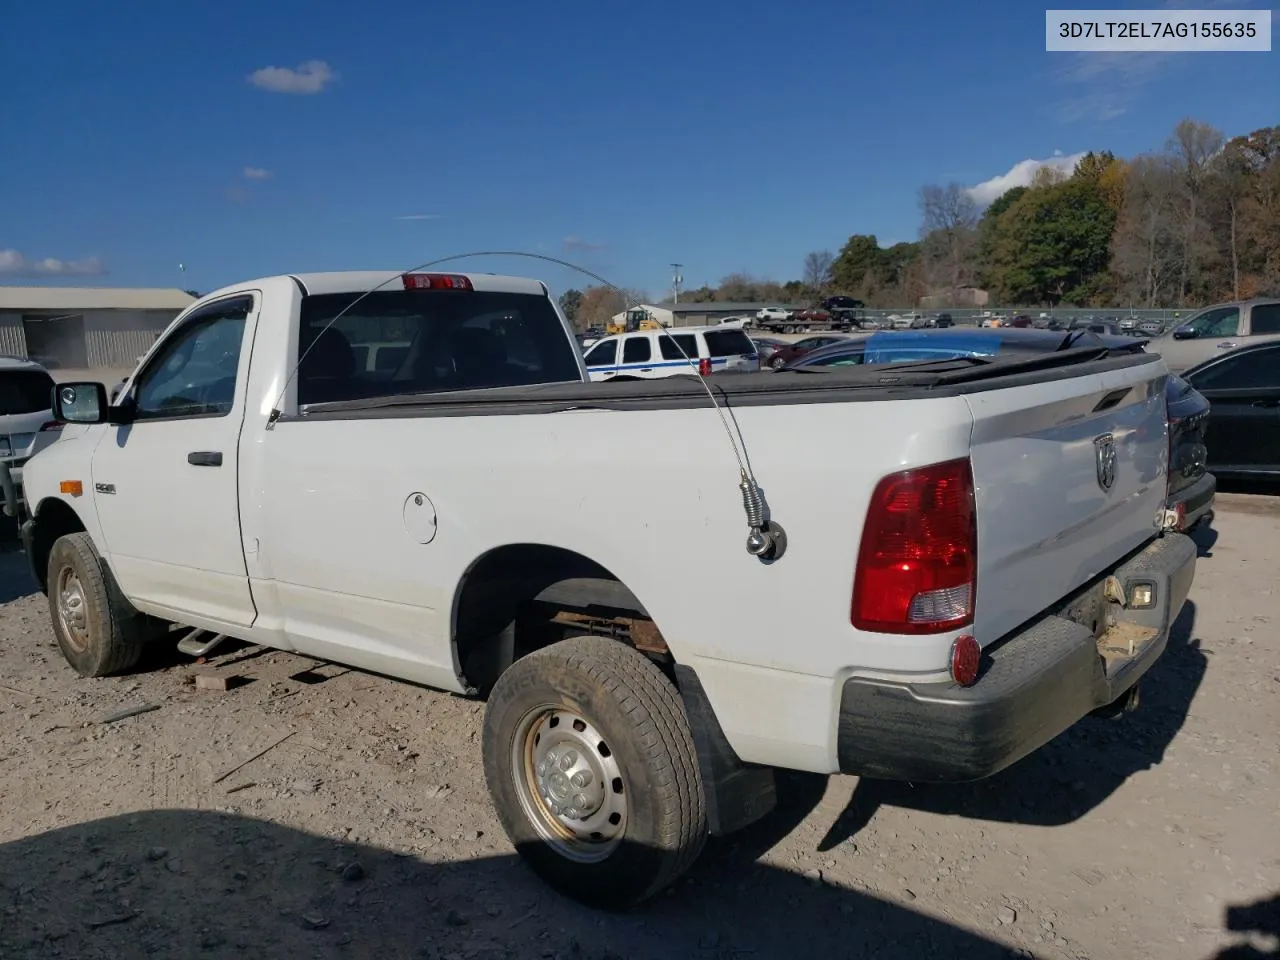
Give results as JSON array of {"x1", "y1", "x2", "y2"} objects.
[
  {"x1": 830, "y1": 234, "x2": 882, "y2": 293},
  {"x1": 557, "y1": 288, "x2": 583, "y2": 326},
  {"x1": 987, "y1": 178, "x2": 1117, "y2": 305}
]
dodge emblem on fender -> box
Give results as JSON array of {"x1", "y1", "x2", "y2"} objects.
[{"x1": 1094, "y1": 432, "x2": 1117, "y2": 491}]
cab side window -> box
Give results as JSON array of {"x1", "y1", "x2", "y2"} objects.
[
  {"x1": 131, "y1": 296, "x2": 252, "y2": 420},
  {"x1": 622, "y1": 337, "x2": 652, "y2": 364}
]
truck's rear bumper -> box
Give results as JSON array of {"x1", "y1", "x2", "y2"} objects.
[{"x1": 836, "y1": 531, "x2": 1197, "y2": 783}]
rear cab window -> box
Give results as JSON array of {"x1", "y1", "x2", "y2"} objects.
[{"x1": 296, "y1": 289, "x2": 582, "y2": 405}]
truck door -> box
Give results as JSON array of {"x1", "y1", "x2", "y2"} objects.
[{"x1": 89, "y1": 294, "x2": 259, "y2": 629}]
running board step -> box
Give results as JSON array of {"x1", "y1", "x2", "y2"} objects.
[{"x1": 176, "y1": 629, "x2": 228, "y2": 659}]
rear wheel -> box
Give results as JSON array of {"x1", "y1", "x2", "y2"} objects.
[
  {"x1": 482, "y1": 636, "x2": 707, "y2": 908},
  {"x1": 47, "y1": 533, "x2": 157, "y2": 677},
  {"x1": 770, "y1": 356, "x2": 788, "y2": 370}
]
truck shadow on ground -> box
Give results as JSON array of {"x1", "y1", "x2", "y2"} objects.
[
  {"x1": 818, "y1": 601, "x2": 1206, "y2": 848},
  {"x1": 0, "y1": 809, "x2": 1027, "y2": 960}
]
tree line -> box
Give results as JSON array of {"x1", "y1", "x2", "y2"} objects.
[{"x1": 557, "y1": 117, "x2": 1278, "y2": 325}]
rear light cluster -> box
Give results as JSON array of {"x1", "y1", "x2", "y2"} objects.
[
  {"x1": 402, "y1": 273, "x2": 473, "y2": 291},
  {"x1": 852, "y1": 458, "x2": 977, "y2": 635},
  {"x1": 698, "y1": 358, "x2": 712, "y2": 376}
]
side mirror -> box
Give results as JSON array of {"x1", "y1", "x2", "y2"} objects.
[
  {"x1": 52, "y1": 382, "x2": 109, "y2": 424},
  {"x1": 1172, "y1": 325, "x2": 1197, "y2": 340}
]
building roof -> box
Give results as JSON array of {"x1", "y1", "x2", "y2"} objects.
[{"x1": 0, "y1": 286, "x2": 197, "y2": 311}]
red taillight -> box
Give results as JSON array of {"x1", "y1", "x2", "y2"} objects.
[
  {"x1": 40, "y1": 421, "x2": 62, "y2": 432},
  {"x1": 698, "y1": 357, "x2": 712, "y2": 376},
  {"x1": 852, "y1": 458, "x2": 976, "y2": 634},
  {"x1": 402, "y1": 273, "x2": 473, "y2": 291}
]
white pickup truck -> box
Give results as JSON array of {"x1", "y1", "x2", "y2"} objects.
[{"x1": 16, "y1": 270, "x2": 1196, "y2": 908}]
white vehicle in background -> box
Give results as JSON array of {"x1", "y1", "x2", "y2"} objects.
[
  {"x1": 755, "y1": 306, "x2": 792, "y2": 323},
  {"x1": 706, "y1": 316, "x2": 751, "y2": 329},
  {"x1": 583, "y1": 326, "x2": 760, "y2": 380},
  {"x1": 888, "y1": 313, "x2": 929, "y2": 329},
  {"x1": 0, "y1": 357, "x2": 62, "y2": 492}
]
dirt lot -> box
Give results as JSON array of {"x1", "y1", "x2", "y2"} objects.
[{"x1": 1, "y1": 498, "x2": 1277, "y2": 960}]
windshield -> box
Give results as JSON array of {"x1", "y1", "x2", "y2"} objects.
[{"x1": 0, "y1": 369, "x2": 56, "y2": 415}]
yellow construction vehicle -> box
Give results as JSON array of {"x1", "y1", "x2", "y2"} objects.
[{"x1": 605, "y1": 307, "x2": 664, "y2": 335}]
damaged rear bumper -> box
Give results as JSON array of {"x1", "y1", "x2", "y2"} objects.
[{"x1": 836, "y1": 531, "x2": 1197, "y2": 783}]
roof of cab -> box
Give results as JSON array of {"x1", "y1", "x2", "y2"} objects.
[
  {"x1": 0, "y1": 355, "x2": 50, "y2": 372},
  {"x1": 292, "y1": 272, "x2": 548, "y2": 297},
  {"x1": 193, "y1": 271, "x2": 550, "y2": 305}
]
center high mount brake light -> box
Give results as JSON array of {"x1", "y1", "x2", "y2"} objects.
[{"x1": 402, "y1": 273, "x2": 474, "y2": 291}]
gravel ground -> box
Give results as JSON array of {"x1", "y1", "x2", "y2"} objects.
[{"x1": 0, "y1": 497, "x2": 1276, "y2": 960}]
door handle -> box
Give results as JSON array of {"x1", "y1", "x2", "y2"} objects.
[
  {"x1": 187, "y1": 451, "x2": 223, "y2": 467},
  {"x1": 639, "y1": 368, "x2": 653, "y2": 373},
  {"x1": 1216, "y1": 341, "x2": 1238, "y2": 349},
  {"x1": 1251, "y1": 399, "x2": 1280, "y2": 409}
]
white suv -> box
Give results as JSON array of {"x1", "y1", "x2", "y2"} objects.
[
  {"x1": 0, "y1": 357, "x2": 62, "y2": 495},
  {"x1": 756, "y1": 307, "x2": 792, "y2": 322},
  {"x1": 582, "y1": 327, "x2": 760, "y2": 381}
]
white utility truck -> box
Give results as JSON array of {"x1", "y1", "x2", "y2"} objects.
[{"x1": 16, "y1": 270, "x2": 1195, "y2": 907}]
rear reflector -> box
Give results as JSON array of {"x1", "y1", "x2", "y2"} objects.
[
  {"x1": 852, "y1": 458, "x2": 977, "y2": 634},
  {"x1": 402, "y1": 273, "x2": 473, "y2": 291},
  {"x1": 950, "y1": 635, "x2": 981, "y2": 686},
  {"x1": 698, "y1": 357, "x2": 712, "y2": 376}
]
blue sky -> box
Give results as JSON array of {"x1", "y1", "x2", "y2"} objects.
[{"x1": 1, "y1": 0, "x2": 1274, "y2": 300}]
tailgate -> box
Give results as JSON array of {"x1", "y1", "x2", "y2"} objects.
[{"x1": 965, "y1": 359, "x2": 1169, "y2": 645}]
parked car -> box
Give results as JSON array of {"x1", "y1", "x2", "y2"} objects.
[
  {"x1": 0, "y1": 357, "x2": 63, "y2": 497},
  {"x1": 582, "y1": 326, "x2": 759, "y2": 380},
  {"x1": 1181, "y1": 339, "x2": 1280, "y2": 479},
  {"x1": 787, "y1": 328, "x2": 1214, "y2": 532},
  {"x1": 1137, "y1": 318, "x2": 1166, "y2": 337},
  {"x1": 1151, "y1": 297, "x2": 1280, "y2": 372},
  {"x1": 762, "y1": 334, "x2": 850, "y2": 369},
  {"x1": 933, "y1": 313, "x2": 954, "y2": 328},
  {"x1": 748, "y1": 336, "x2": 789, "y2": 366},
  {"x1": 16, "y1": 269, "x2": 1196, "y2": 908},
  {"x1": 1164, "y1": 374, "x2": 1215, "y2": 530}
]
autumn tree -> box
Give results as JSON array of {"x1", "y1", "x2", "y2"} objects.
[
  {"x1": 1168, "y1": 118, "x2": 1226, "y2": 305},
  {"x1": 802, "y1": 250, "x2": 834, "y2": 296},
  {"x1": 919, "y1": 183, "x2": 978, "y2": 293}
]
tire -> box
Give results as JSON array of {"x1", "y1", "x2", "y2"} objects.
[
  {"x1": 770, "y1": 356, "x2": 787, "y2": 370},
  {"x1": 482, "y1": 636, "x2": 707, "y2": 908},
  {"x1": 47, "y1": 532, "x2": 154, "y2": 677}
]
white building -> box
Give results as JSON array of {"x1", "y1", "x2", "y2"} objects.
[{"x1": 0, "y1": 286, "x2": 196, "y2": 370}]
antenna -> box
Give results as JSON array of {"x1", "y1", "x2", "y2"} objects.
[
  {"x1": 671, "y1": 263, "x2": 683, "y2": 305},
  {"x1": 267, "y1": 251, "x2": 784, "y2": 561}
]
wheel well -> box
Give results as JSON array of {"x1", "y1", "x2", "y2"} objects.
[
  {"x1": 29, "y1": 499, "x2": 87, "y2": 593},
  {"x1": 452, "y1": 544, "x2": 670, "y2": 695}
]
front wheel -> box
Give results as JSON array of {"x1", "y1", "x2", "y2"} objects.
[
  {"x1": 47, "y1": 532, "x2": 157, "y2": 677},
  {"x1": 770, "y1": 356, "x2": 788, "y2": 370},
  {"x1": 482, "y1": 636, "x2": 707, "y2": 908}
]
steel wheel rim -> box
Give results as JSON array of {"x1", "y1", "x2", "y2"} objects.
[
  {"x1": 55, "y1": 566, "x2": 89, "y2": 652},
  {"x1": 511, "y1": 704, "x2": 628, "y2": 863}
]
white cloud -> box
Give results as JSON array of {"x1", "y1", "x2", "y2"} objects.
[
  {"x1": 393, "y1": 214, "x2": 443, "y2": 221},
  {"x1": 563, "y1": 235, "x2": 606, "y2": 253},
  {"x1": 0, "y1": 249, "x2": 106, "y2": 278},
  {"x1": 243, "y1": 166, "x2": 273, "y2": 180},
  {"x1": 247, "y1": 60, "x2": 337, "y2": 95},
  {"x1": 966, "y1": 152, "x2": 1088, "y2": 206}
]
